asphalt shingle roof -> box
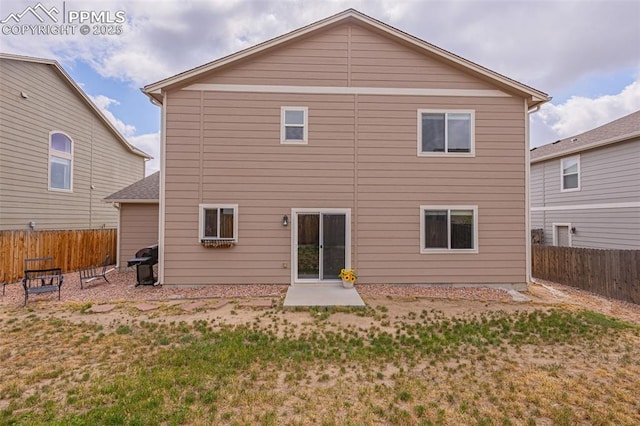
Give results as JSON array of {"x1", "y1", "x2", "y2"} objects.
[
  {"x1": 530, "y1": 110, "x2": 640, "y2": 162},
  {"x1": 104, "y1": 172, "x2": 159, "y2": 202}
]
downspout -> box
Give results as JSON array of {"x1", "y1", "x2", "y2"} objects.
[
  {"x1": 158, "y1": 91, "x2": 167, "y2": 285},
  {"x1": 112, "y1": 202, "x2": 121, "y2": 270},
  {"x1": 525, "y1": 100, "x2": 546, "y2": 284},
  {"x1": 90, "y1": 118, "x2": 94, "y2": 228}
]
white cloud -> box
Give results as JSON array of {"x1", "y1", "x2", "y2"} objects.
[
  {"x1": 88, "y1": 94, "x2": 136, "y2": 137},
  {"x1": 129, "y1": 132, "x2": 161, "y2": 175},
  {"x1": 3, "y1": 0, "x2": 638, "y2": 91},
  {"x1": 532, "y1": 77, "x2": 640, "y2": 147}
]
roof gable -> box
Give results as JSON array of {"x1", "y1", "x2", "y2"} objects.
[
  {"x1": 0, "y1": 53, "x2": 151, "y2": 160},
  {"x1": 194, "y1": 21, "x2": 498, "y2": 92},
  {"x1": 143, "y1": 9, "x2": 548, "y2": 108},
  {"x1": 531, "y1": 110, "x2": 640, "y2": 163}
]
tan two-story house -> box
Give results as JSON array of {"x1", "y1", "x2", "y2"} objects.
[{"x1": 142, "y1": 9, "x2": 548, "y2": 288}]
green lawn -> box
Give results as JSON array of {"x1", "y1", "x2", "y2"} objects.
[{"x1": 1, "y1": 305, "x2": 639, "y2": 425}]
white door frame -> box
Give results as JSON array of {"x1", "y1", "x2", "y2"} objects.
[
  {"x1": 291, "y1": 208, "x2": 351, "y2": 285},
  {"x1": 552, "y1": 223, "x2": 572, "y2": 247}
]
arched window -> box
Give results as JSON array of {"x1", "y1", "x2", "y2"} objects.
[{"x1": 49, "y1": 131, "x2": 73, "y2": 191}]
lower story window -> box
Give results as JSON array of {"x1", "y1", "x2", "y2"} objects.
[
  {"x1": 50, "y1": 156, "x2": 71, "y2": 190},
  {"x1": 199, "y1": 204, "x2": 238, "y2": 242},
  {"x1": 420, "y1": 206, "x2": 477, "y2": 253}
]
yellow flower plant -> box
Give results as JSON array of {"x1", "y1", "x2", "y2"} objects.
[{"x1": 339, "y1": 268, "x2": 357, "y2": 283}]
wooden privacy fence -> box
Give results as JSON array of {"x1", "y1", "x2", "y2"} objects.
[
  {"x1": 532, "y1": 245, "x2": 640, "y2": 304},
  {"x1": 0, "y1": 229, "x2": 117, "y2": 283}
]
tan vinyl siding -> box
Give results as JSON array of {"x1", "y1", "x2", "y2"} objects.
[
  {"x1": 349, "y1": 24, "x2": 496, "y2": 90},
  {"x1": 118, "y1": 203, "x2": 159, "y2": 269},
  {"x1": 162, "y1": 23, "x2": 529, "y2": 286},
  {"x1": 0, "y1": 59, "x2": 145, "y2": 230},
  {"x1": 356, "y1": 95, "x2": 525, "y2": 284},
  {"x1": 196, "y1": 23, "x2": 496, "y2": 91},
  {"x1": 199, "y1": 26, "x2": 349, "y2": 86},
  {"x1": 163, "y1": 90, "x2": 355, "y2": 284},
  {"x1": 163, "y1": 91, "x2": 527, "y2": 285}
]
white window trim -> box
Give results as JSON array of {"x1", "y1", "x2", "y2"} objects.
[
  {"x1": 291, "y1": 208, "x2": 351, "y2": 285},
  {"x1": 198, "y1": 203, "x2": 239, "y2": 242},
  {"x1": 281, "y1": 106, "x2": 308, "y2": 144},
  {"x1": 560, "y1": 155, "x2": 580, "y2": 192},
  {"x1": 48, "y1": 130, "x2": 74, "y2": 192},
  {"x1": 552, "y1": 223, "x2": 572, "y2": 247},
  {"x1": 420, "y1": 205, "x2": 478, "y2": 254},
  {"x1": 417, "y1": 109, "x2": 475, "y2": 157}
]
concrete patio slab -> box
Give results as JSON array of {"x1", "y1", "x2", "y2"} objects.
[{"x1": 283, "y1": 285, "x2": 365, "y2": 307}]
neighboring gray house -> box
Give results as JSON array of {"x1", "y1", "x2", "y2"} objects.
[
  {"x1": 530, "y1": 110, "x2": 640, "y2": 249},
  {"x1": 0, "y1": 53, "x2": 150, "y2": 231},
  {"x1": 104, "y1": 172, "x2": 159, "y2": 270}
]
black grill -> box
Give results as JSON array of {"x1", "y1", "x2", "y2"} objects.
[{"x1": 127, "y1": 244, "x2": 158, "y2": 286}]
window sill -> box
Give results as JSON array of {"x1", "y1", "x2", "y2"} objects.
[
  {"x1": 200, "y1": 240, "x2": 236, "y2": 248},
  {"x1": 420, "y1": 248, "x2": 478, "y2": 254},
  {"x1": 418, "y1": 152, "x2": 475, "y2": 158}
]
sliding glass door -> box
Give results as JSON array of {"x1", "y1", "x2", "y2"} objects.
[{"x1": 294, "y1": 209, "x2": 349, "y2": 282}]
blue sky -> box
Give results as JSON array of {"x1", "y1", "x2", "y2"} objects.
[
  {"x1": 2, "y1": 0, "x2": 639, "y2": 175},
  {"x1": 66, "y1": 60, "x2": 160, "y2": 135}
]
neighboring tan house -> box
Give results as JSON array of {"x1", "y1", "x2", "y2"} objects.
[
  {"x1": 141, "y1": 9, "x2": 549, "y2": 288},
  {"x1": 0, "y1": 53, "x2": 150, "y2": 231},
  {"x1": 530, "y1": 110, "x2": 640, "y2": 249},
  {"x1": 104, "y1": 172, "x2": 159, "y2": 270}
]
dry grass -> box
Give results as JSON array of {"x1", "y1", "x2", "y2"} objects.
[{"x1": 1, "y1": 301, "x2": 639, "y2": 425}]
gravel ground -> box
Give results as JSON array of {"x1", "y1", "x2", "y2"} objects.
[
  {"x1": 1, "y1": 268, "x2": 287, "y2": 307},
  {"x1": 2, "y1": 267, "x2": 639, "y2": 326},
  {"x1": 2, "y1": 266, "x2": 512, "y2": 307}
]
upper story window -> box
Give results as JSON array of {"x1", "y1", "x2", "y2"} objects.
[
  {"x1": 420, "y1": 206, "x2": 478, "y2": 253},
  {"x1": 199, "y1": 204, "x2": 238, "y2": 242},
  {"x1": 418, "y1": 110, "x2": 474, "y2": 156},
  {"x1": 561, "y1": 155, "x2": 580, "y2": 191},
  {"x1": 281, "y1": 107, "x2": 308, "y2": 144},
  {"x1": 49, "y1": 131, "x2": 73, "y2": 191}
]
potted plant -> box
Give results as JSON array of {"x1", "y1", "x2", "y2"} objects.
[{"x1": 339, "y1": 268, "x2": 357, "y2": 288}]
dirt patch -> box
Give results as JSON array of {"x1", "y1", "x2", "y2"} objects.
[
  {"x1": 2, "y1": 269, "x2": 639, "y2": 331},
  {"x1": 530, "y1": 279, "x2": 640, "y2": 325}
]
